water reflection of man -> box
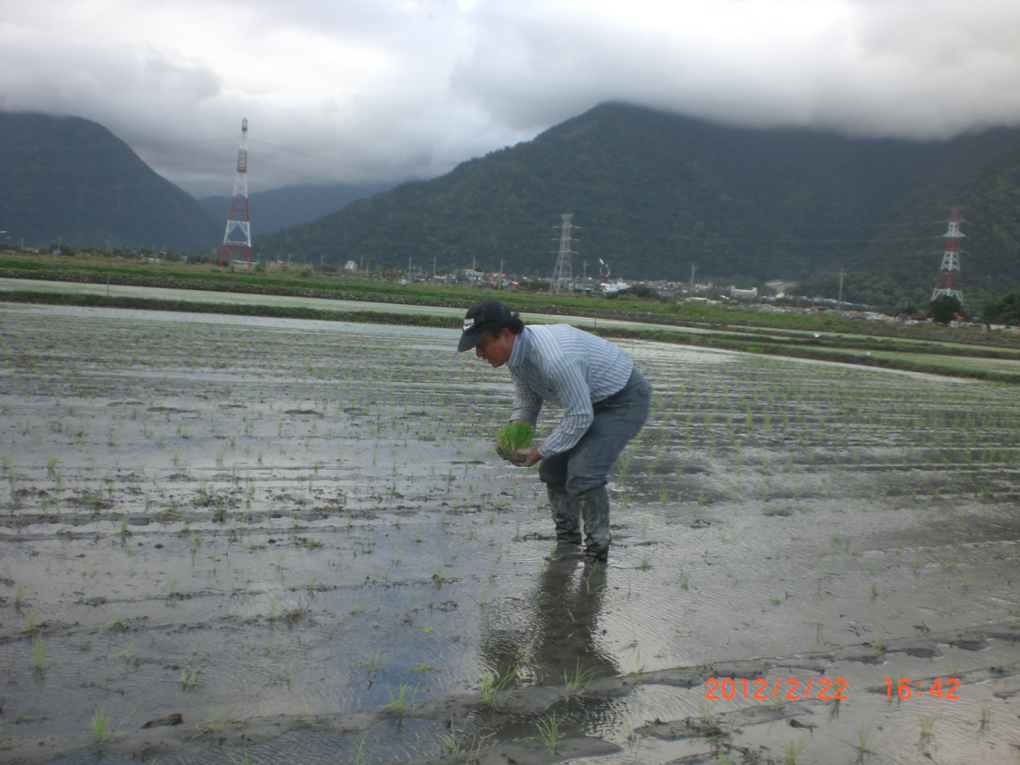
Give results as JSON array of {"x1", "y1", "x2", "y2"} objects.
[
  {"x1": 457, "y1": 299, "x2": 652, "y2": 563},
  {"x1": 479, "y1": 557, "x2": 616, "y2": 691}
]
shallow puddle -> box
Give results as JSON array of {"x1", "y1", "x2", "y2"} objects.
[{"x1": 1, "y1": 304, "x2": 1019, "y2": 764}]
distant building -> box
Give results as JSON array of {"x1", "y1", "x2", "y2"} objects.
[
  {"x1": 728, "y1": 286, "x2": 758, "y2": 299},
  {"x1": 680, "y1": 282, "x2": 715, "y2": 295},
  {"x1": 765, "y1": 279, "x2": 799, "y2": 297},
  {"x1": 344, "y1": 260, "x2": 358, "y2": 271},
  {"x1": 600, "y1": 279, "x2": 630, "y2": 294}
]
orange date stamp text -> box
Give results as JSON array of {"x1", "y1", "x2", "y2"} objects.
[{"x1": 705, "y1": 677, "x2": 848, "y2": 701}]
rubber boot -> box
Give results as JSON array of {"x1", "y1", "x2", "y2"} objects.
[
  {"x1": 578, "y1": 485, "x2": 611, "y2": 563},
  {"x1": 546, "y1": 484, "x2": 582, "y2": 545}
]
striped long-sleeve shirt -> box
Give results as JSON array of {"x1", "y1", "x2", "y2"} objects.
[{"x1": 507, "y1": 324, "x2": 634, "y2": 457}]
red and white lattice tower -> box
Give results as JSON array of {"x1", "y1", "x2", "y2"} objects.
[
  {"x1": 931, "y1": 206, "x2": 965, "y2": 304},
  {"x1": 219, "y1": 118, "x2": 252, "y2": 267}
]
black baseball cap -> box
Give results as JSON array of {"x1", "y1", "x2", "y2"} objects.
[{"x1": 457, "y1": 299, "x2": 513, "y2": 352}]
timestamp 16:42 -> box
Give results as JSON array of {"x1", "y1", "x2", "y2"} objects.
[{"x1": 884, "y1": 677, "x2": 960, "y2": 700}]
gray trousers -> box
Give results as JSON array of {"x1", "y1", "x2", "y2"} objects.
[{"x1": 540, "y1": 369, "x2": 652, "y2": 553}]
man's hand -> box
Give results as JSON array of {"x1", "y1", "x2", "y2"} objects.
[{"x1": 516, "y1": 446, "x2": 542, "y2": 467}]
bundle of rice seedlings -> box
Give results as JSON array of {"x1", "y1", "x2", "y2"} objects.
[{"x1": 496, "y1": 421, "x2": 534, "y2": 464}]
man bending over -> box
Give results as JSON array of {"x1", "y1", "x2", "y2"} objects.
[{"x1": 457, "y1": 298, "x2": 652, "y2": 563}]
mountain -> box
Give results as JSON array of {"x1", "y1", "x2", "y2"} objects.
[
  {"x1": 819, "y1": 132, "x2": 1020, "y2": 309},
  {"x1": 253, "y1": 103, "x2": 1020, "y2": 308},
  {"x1": 0, "y1": 112, "x2": 220, "y2": 253},
  {"x1": 198, "y1": 182, "x2": 394, "y2": 236}
]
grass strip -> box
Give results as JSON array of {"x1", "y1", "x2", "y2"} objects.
[{"x1": 592, "y1": 327, "x2": 1020, "y2": 384}]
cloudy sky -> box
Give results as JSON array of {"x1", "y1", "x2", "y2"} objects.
[{"x1": 3, "y1": 0, "x2": 1019, "y2": 197}]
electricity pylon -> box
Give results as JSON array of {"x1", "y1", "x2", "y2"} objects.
[
  {"x1": 550, "y1": 214, "x2": 578, "y2": 295},
  {"x1": 219, "y1": 119, "x2": 252, "y2": 267},
  {"x1": 931, "y1": 206, "x2": 965, "y2": 304}
]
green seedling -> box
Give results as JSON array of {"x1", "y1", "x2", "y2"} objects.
[
  {"x1": 979, "y1": 699, "x2": 994, "y2": 731},
  {"x1": 992, "y1": 651, "x2": 1016, "y2": 673},
  {"x1": 31, "y1": 637, "x2": 48, "y2": 672},
  {"x1": 620, "y1": 714, "x2": 650, "y2": 742},
  {"x1": 351, "y1": 736, "x2": 374, "y2": 765},
  {"x1": 632, "y1": 658, "x2": 649, "y2": 685},
  {"x1": 697, "y1": 698, "x2": 716, "y2": 727},
  {"x1": 90, "y1": 708, "x2": 133, "y2": 744},
  {"x1": 496, "y1": 421, "x2": 534, "y2": 463},
  {"x1": 535, "y1": 713, "x2": 561, "y2": 753},
  {"x1": 182, "y1": 667, "x2": 200, "y2": 689},
  {"x1": 783, "y1": 737, "x2": 808, "y2": 764},
  {"x1": 477, "y1": 672, "x2": 501, "y2": 707},
  {"x1": 563, "y1": 660, "x2": 596, "y2": 700},
  {"x1": 90, "y1": 709, "x2": 112, "y2": 744},
  {"x1": 123, "y1": 638, "x2": 134, "y2": 664},
  {"x1": 382, "y1": 683, "x2": 416, "y2": 716},
  {"x1": 869, "y1": 623, "x2": 885, "y2": 653},
  {"x1": 444, "y1": 734, "x2": 464, "y2": 760},
  {"x1": 107, "y1": 609, "x2": 127, "y2": 630},
  {"x1": 206, "y1": 698, "x2": 234, "y2": 733},
  {"x1": 918, "y1": 711, "x2": 941, "y2": 744},
  {"x1": 230, "y1": 747, "x2": 265, "y2": 765},
  {"x1": 358, "y1": 647, "x2": 387, "y2": 674},
  {"x1": 17, "y1": 610, "x2": 39, "y2": 634},
  {"x1": 855, "y1": 723, "x2": 872, "y2": 760}
]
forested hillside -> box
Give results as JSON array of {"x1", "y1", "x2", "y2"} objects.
[
  {"x1": 816, "y1": 132, "x2": 1020, "y2": 309},
  {"x1": 0, "y1": 112, "x2": 220, "y2": 253},
  {"x1": 255, "y1": 103, "x2": 1020, "y2": 308}
]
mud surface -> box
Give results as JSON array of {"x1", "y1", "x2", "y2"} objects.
[{"x1": 1, "y1": 303, "x2": 1019, "y2": 765}]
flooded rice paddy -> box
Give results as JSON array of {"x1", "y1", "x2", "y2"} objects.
[
  {"x1": 0, "y1": 277, "x2": 697, "y2": 335},
  {"x1": 1, "y1": 303, "x2": 1019, "y2": 765}
]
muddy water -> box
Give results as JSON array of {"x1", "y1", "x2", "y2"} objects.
[{"x1": 1, "y1": 303, "x2": 1019, "y2": 765}]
